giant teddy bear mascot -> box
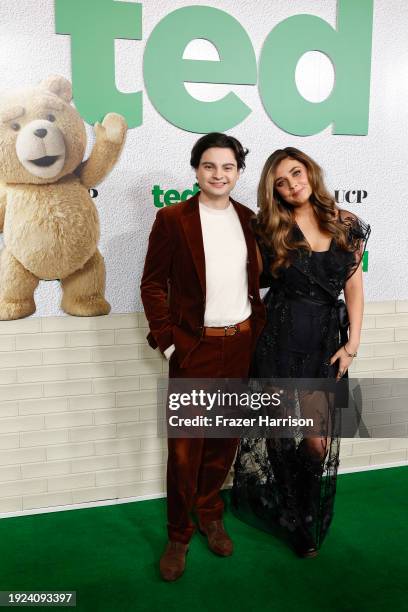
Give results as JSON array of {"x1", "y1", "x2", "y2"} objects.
[{"x1": 0, "y1": 75, "x2": 127, "y2": 320}]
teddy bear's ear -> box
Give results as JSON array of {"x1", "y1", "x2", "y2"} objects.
[{"x1": 39, "y1": 75, "x2": 72, "y2": 103}]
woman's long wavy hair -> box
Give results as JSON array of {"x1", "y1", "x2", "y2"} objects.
[{"x1": 256, "y1": 147, "x2": 351, "y2": 276}]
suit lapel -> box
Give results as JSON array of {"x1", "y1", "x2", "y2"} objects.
[
  {"x1": 231, "y1": 198, "x2": 258, "y2": 292},
  {"x1": 180, "y1": 194, "x2": 206, "y2": 295}
]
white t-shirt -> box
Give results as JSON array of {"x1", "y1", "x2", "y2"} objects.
[
  {"x1": 199, "y1": 201, "x2": 251, "y2": 326},
  {"x1": 164, "y1": 200, "x2": 251, "y2": 359}
]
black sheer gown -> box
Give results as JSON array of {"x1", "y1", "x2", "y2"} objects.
[{"x1": 232, "y1": 211, "x2": 370, "y2": 552}]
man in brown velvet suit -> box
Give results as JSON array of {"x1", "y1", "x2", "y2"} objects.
[{"x1": 140, "y1": 133, "x2": 265, "y2": 581}]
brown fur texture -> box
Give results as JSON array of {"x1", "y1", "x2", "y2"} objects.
[{"x1": 0, "y1": 76, "x2": 127, "y2": 320}]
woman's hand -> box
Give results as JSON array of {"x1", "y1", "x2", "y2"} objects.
[{"x1": 329, "y1": 346, "x2": 355, "y2": 380}]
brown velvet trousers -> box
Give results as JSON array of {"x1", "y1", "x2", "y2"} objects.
[{"x1": 167, "y1": 328, "x2": 252, "y2": 544}]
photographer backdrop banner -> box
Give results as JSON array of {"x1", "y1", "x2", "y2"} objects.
[{"x1": 0, "y1": 0, "x2": 406, "y2": 316}]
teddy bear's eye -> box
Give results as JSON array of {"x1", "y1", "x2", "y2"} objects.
[
  {"x1": 47, "y1": 114, "x2": 56, "y2": 122},
  {"x1": 11, "y1": 122, "x2": 20, "y2": 131}
]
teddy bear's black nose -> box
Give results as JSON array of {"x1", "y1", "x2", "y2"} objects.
[{"x1": 34, "y1": 128, "x2": 48, "y2": 139}]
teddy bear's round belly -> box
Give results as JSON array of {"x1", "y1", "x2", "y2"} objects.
[{"x1": 4, "y1": 182, "x2": 100, "y2": 280}]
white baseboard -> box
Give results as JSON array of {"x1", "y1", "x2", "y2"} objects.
[
  {"x1": 0, "y1": 461, "x2": 406, "y2": 521},
  {"x1": 0, "y1": 491, "x2": 166, "y2": 521},
  {"x1": 338, "y1": 459, "x2": 408, "y2": 475}
]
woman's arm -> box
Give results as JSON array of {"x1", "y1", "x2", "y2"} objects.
[
  {"x1": 343, "y1": 261, "x2": 364, "y2": 354},
  {"x1": 330, "y1": 261, "x2": 364, "y2": 379}
]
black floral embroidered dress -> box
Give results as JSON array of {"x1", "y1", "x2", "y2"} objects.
[{"x1": 232, "y1": 211, "x2": 370, "y2": 550}]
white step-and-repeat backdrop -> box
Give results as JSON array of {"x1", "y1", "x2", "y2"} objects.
[{"x1": 0, "y1": 0, "x2": 406, "y2": 314}]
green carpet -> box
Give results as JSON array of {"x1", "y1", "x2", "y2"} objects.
[{"x1": 0, "y1": 466, "x2": 406, "y2": 612}]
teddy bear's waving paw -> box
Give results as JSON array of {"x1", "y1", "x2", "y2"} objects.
[
  {"x1": 0, "y1": 299, "x2": 36, "y2": 320},
  {"x1": 97, "y1": 113, "x2": 127, "y2": 145},
  {"x1": 61, "y1": 295, "x2": 111, "y2": 317}
]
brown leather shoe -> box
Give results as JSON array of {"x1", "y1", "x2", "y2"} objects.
[
  {"x1": 199, "y1": 520, "x2": 233, "y2": 556},
  {"x1": 159, "y1": 541, "x2": 189, "y2": 581}
]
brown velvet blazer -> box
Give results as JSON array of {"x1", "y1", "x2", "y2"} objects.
[{"x1": 140, "y1": 193, "x2": 266, "y2": 368}]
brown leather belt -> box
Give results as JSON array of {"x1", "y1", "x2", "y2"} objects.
[{"x1": 203, "y1": 317, "x2": 251, "y2": 337}]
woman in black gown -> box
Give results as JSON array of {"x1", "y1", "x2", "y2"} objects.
[{"x1": 232, "y1": 147, "x2": 370, "y2": 557}]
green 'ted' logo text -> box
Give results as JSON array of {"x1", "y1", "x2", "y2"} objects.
[
  {"x1": 55, "y1": 0, "x2": 374, "y2": 135},
  {"x1": 152, "y1": 183, "x2": 200, "y2": 208}
]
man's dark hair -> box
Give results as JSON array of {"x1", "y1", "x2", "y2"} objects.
[{"x1": 190, "y1": 132, "x2": 249, "y2": 170}]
